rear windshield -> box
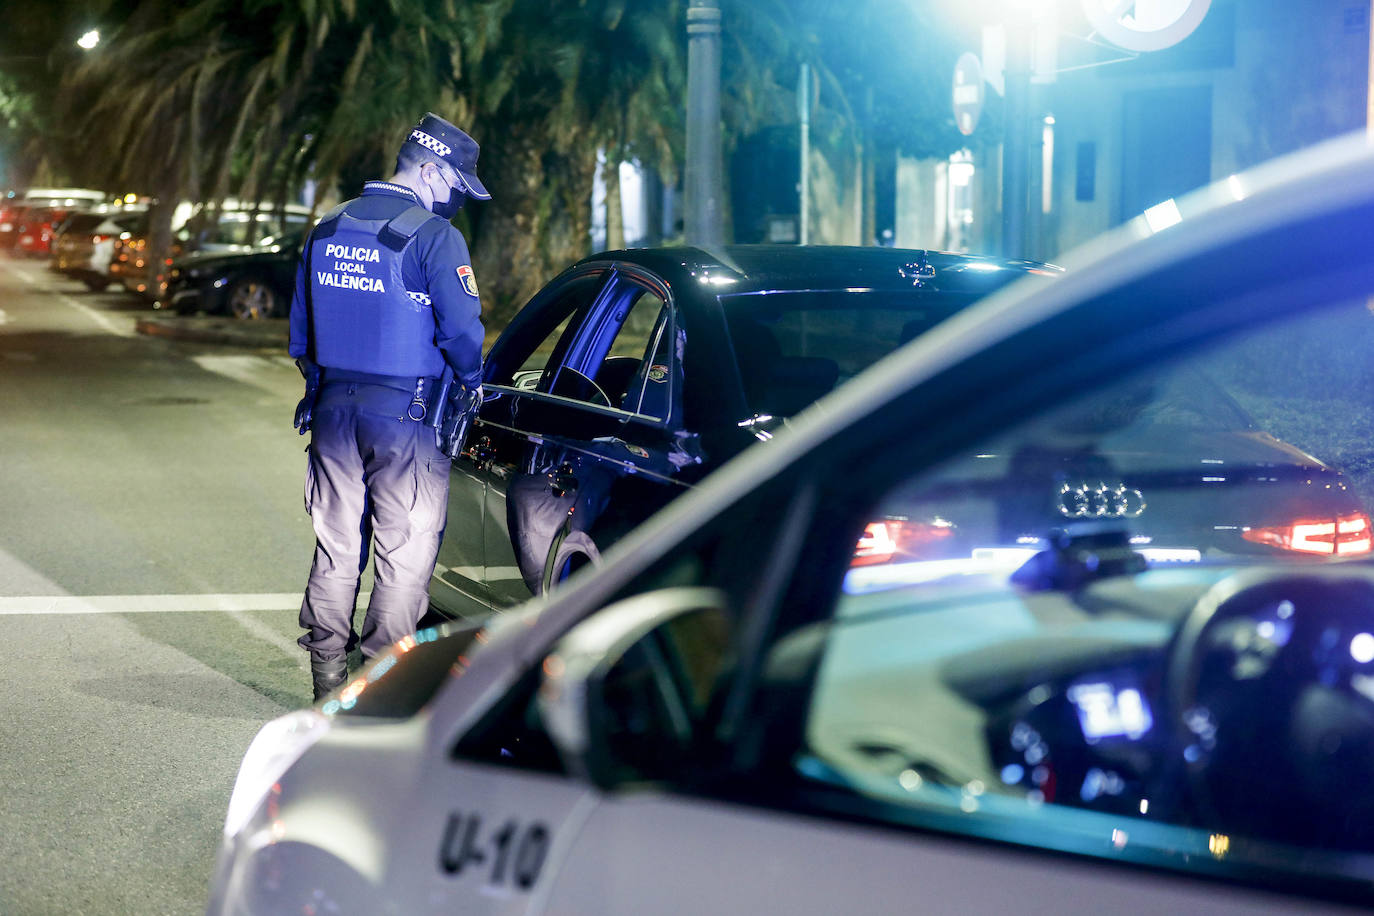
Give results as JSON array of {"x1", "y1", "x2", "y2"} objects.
[
  {"x1": 63, "y1": 213, "x2": 107, "y2": 233},
  {"x1": 720, "y1": 289, "x2": 978, "y2": 415}
]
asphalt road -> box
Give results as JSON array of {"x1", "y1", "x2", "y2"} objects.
[{"x1": 0, "y1": 256, "x2": 325, "y2": 914}]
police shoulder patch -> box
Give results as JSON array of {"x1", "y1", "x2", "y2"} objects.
[{"x1": 457, "y1": 264, "x2": 479, "y2": 297}]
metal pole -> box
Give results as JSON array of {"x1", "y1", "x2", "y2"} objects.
[
  {"x1": 685, "y1": 0, "x2": 724, "y2": 247},
  {"x1": 1001, "y1": 13, "x2": 1032, "y2": 260},
  {"x1": 799, "y1": 63, "x2": 810, "y2": 245}
]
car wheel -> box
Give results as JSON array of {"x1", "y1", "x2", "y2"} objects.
[
  {"x1": 226, "y1": 275, "x2": 279, "y2": 320},
  {"x1": 541, "y1": 528, "x2": 601, "y2": 594},
  {"x1": 82, "y1": 277, "x2": 110, "y2": 292}
]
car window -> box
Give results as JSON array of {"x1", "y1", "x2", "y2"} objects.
[
  {"x1": 721, "y1": 289, "x2": 971, "y2": 417},
  {"x1": 777, "y1": 295, "x2": 1374, "y2": 893},
  {"x1": 545, "y1": 279, "x2": 673, "y2": 414},
  {"x1": 486, "y1": 273, "x2": 607, "y2": 388},
  {"x1": 601, "y1": 286, "x2": 672, "y2": 417}
]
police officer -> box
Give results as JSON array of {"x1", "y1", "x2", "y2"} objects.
[{"x1": 289, "y1": 113, "x2": 488, "y2": 700}]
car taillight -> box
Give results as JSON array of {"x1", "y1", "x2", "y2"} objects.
[
  {"x1": 854, "y1": 521, "x2": 900, "y2": 565},
  {"x1": 1243, "y1": 512, "x2": 1372, "y2": 556},
  {"x1": 852, "y1": 519, "x2": 954, "y2": 566},
  {"x1": 92, "y1": 234, "x2": 111, "y2": 243}
]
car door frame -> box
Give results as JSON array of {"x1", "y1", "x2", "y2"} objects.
[{"x1": 477, "y1": 262, "x2": 690, "y2": 608}]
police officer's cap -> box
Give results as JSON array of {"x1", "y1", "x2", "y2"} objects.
[{"x1": 405, "y1": 113, "x2": 492, "y2": 201}]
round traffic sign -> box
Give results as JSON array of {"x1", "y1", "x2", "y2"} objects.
[
  {"x1": 952, "y1": 52, "x2": 984, "y2": 137},
  {"x1": 1081, "y1": 0, "x2": 1212, "y2": 52}
]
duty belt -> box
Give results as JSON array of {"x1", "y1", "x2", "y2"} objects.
[{"x1": 319, "y1": 368, "x2": 440, "y2": 420}]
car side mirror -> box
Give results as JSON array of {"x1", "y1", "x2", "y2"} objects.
[{"x1": 537, "y1": 587, "x2": 732, "y2": 789}]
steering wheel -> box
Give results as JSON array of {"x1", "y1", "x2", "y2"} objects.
[
  {"x1": 553, "y1": 367, "x2": 615, "y2": 408},
  {"x1": 1166, "y1": 566, "x2": 1374, "y2": 848}
]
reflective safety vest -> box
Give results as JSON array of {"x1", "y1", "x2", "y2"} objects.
[{"x1": 307, "y1": 205, "x2": 445, "y2": 378}]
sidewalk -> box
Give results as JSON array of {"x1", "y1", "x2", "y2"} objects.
[
  {"x1": 136, "y1": 315, "x2": 290, "y2": 349},
  {"x1": 135, "y1": 313, "x2": 504, "y2": 350}
]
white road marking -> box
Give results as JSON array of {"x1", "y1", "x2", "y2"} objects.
[
  {"x1": 0, "y1": 259, "x2": 41, "y2": 287},
  {"x1": 192, "y1": 354, "x2": 295, "y2": 396},
  {"x1": 225, "y1": 609, "x2": 311, "y2": 669},
  {"x1": 57, "y1": 291, "x2": 135, "y2": 336},
  {"x1": 0, "y1": 546, "x2": 69, "y2": 594},
  {"x1": 0, "y1": 592, "x2": 367, "y2": 615},
  {"x1": 0, "y1": 258, "x2": 135, "y2": 337}
]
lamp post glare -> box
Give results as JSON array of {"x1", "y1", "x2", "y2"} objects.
[{"x1": 77, "y1": 30, "x2": 100, "y2": 51}]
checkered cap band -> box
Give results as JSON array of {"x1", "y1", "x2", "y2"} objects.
[
  {"x1": 407, "y1": 291, "x2": 432, "y2": 306},
  {"x1": 409, "y1": 129, "x2": 452, "y2": 159}
]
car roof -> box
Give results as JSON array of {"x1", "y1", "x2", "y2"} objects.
[{"x1": 575, "y1": 244, "x2": 1060, "y2": 300}]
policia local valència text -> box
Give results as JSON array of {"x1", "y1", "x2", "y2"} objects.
[{"x1": 317, "y1": 242, "x2": 386, "y2": 292}]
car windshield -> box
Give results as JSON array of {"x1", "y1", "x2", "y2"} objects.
[{"x1": 763, "y1": 284, "x2": 1374, "y2": 900}]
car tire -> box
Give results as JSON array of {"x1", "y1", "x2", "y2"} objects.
[
  {"x1": 82, "y1": 277, "x2": 110, "y2": 292},
  {"x1": 541, "y1": 528, "x2": 601, "y2": 594},
  {"x1": 225, "y1": 275, "x2": 279, "y2": 320}
]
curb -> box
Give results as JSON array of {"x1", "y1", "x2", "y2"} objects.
[{"x1": 136, "y1": 317, "x2": 288, "y2": 349}]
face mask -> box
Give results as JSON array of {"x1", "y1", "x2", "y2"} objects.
[{"x1": 429, "y1": 170, "x2": 465, "y2": 220}]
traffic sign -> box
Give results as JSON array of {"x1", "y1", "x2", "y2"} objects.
[{"x1": 1082, "y1": 0, "x2": 1212, "y2": 52}]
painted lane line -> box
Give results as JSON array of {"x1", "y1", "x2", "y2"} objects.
[
  {"x1": 0, "y1": 259, "x2": 42, "y2": 287},
  {"x1": 0, "y1": 258, "x2": 135, "y2": 337},
  {"x1": 225, "y1": 609, "x2": 312, "y2": 669},
  {"x1": 57, "y1": 291, "x2": 135, "y2": 337},
  {"x1": 192, "y1": 354, "x2": 296, "y2": 397},
  {"x1": 0, "y1": 593, "x2": 378, "y2": 615}
]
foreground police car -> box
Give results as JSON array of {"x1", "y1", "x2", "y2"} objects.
[{"x1": 211, "y1": 138, "x2": 1374, "y2": 914}]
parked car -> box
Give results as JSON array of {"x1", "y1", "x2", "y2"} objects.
[
  {"x1": 210, "y1": 135, "x2": 1374, "y2": 914},
  {"x1": 0, "y1": 198, "x2": 25, "y2": 249},
  {"x1": 12, "y1": 205, "x2": 84, "y2": 258},
  {"x1": 120, "y1": 202, "x2": 310, "y2": 303},
  {"x1": 429, "y1": 246, "x2": 1059, "y2": 617},
  {"x1": 50, "y1": 206, "x2": 148, "y2": 291},
  {"x1": 161, "y1": 227, "x2": 302, "y2": 318},
  {"x1": 7, "y1": 189, "x2": 108, "y2": 258}
]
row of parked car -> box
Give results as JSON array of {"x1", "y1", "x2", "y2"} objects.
[{"x1": 0, "y1": 187, "x2": 308, "y2": 319}]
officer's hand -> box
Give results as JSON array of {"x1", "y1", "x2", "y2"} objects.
[{"x1": 294, "y1": 400, "x2": 312, "y2": 434}]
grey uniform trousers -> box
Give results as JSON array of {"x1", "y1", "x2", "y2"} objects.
[{"x1": 298, "y1": 381, "x2": 451, "y2": 661}]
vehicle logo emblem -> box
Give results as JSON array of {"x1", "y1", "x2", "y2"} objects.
[
  {"x1": 647, "y1": 364, "x2": 669, "y2": 383},
  {"x1": 1056, "y1": 481, "x2": 1146, "y2": 519},
  {"x1": 899, "y1": 254, "x2": 936, "y2": 286}
]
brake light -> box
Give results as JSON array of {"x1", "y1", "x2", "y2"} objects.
[
  {"x1": 854, "y1": 522, "x2": 900, "y2": 565},
  {"x1": 852, "y1": 519, "x2": 954, "y2": 566},
  {"x1": 1243, "y1": 512, "x2": 1372, "y2": 556}
]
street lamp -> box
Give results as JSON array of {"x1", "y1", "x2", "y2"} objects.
[
  {"x1": 77, "y1": 30, "x2": 100, "y2": 51},
  {"x1": 684, "y1": 0, "x2": 724, "y2": 247}
]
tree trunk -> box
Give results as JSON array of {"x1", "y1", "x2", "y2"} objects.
[
  {"x1": 470, "y1": 133, "x2": 596, "y2": 327},
  {"x1": 605, "y1": 158, "x2": 624, "y2": 251}
]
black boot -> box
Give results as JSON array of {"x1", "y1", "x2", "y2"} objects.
[{"x1": 311, "y1": 656, "x2": 348, "y2": 701}]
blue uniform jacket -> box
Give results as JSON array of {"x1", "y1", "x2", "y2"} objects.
[{"x1": 289, "y1": 181, "x2": 484, "y2": 389}]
